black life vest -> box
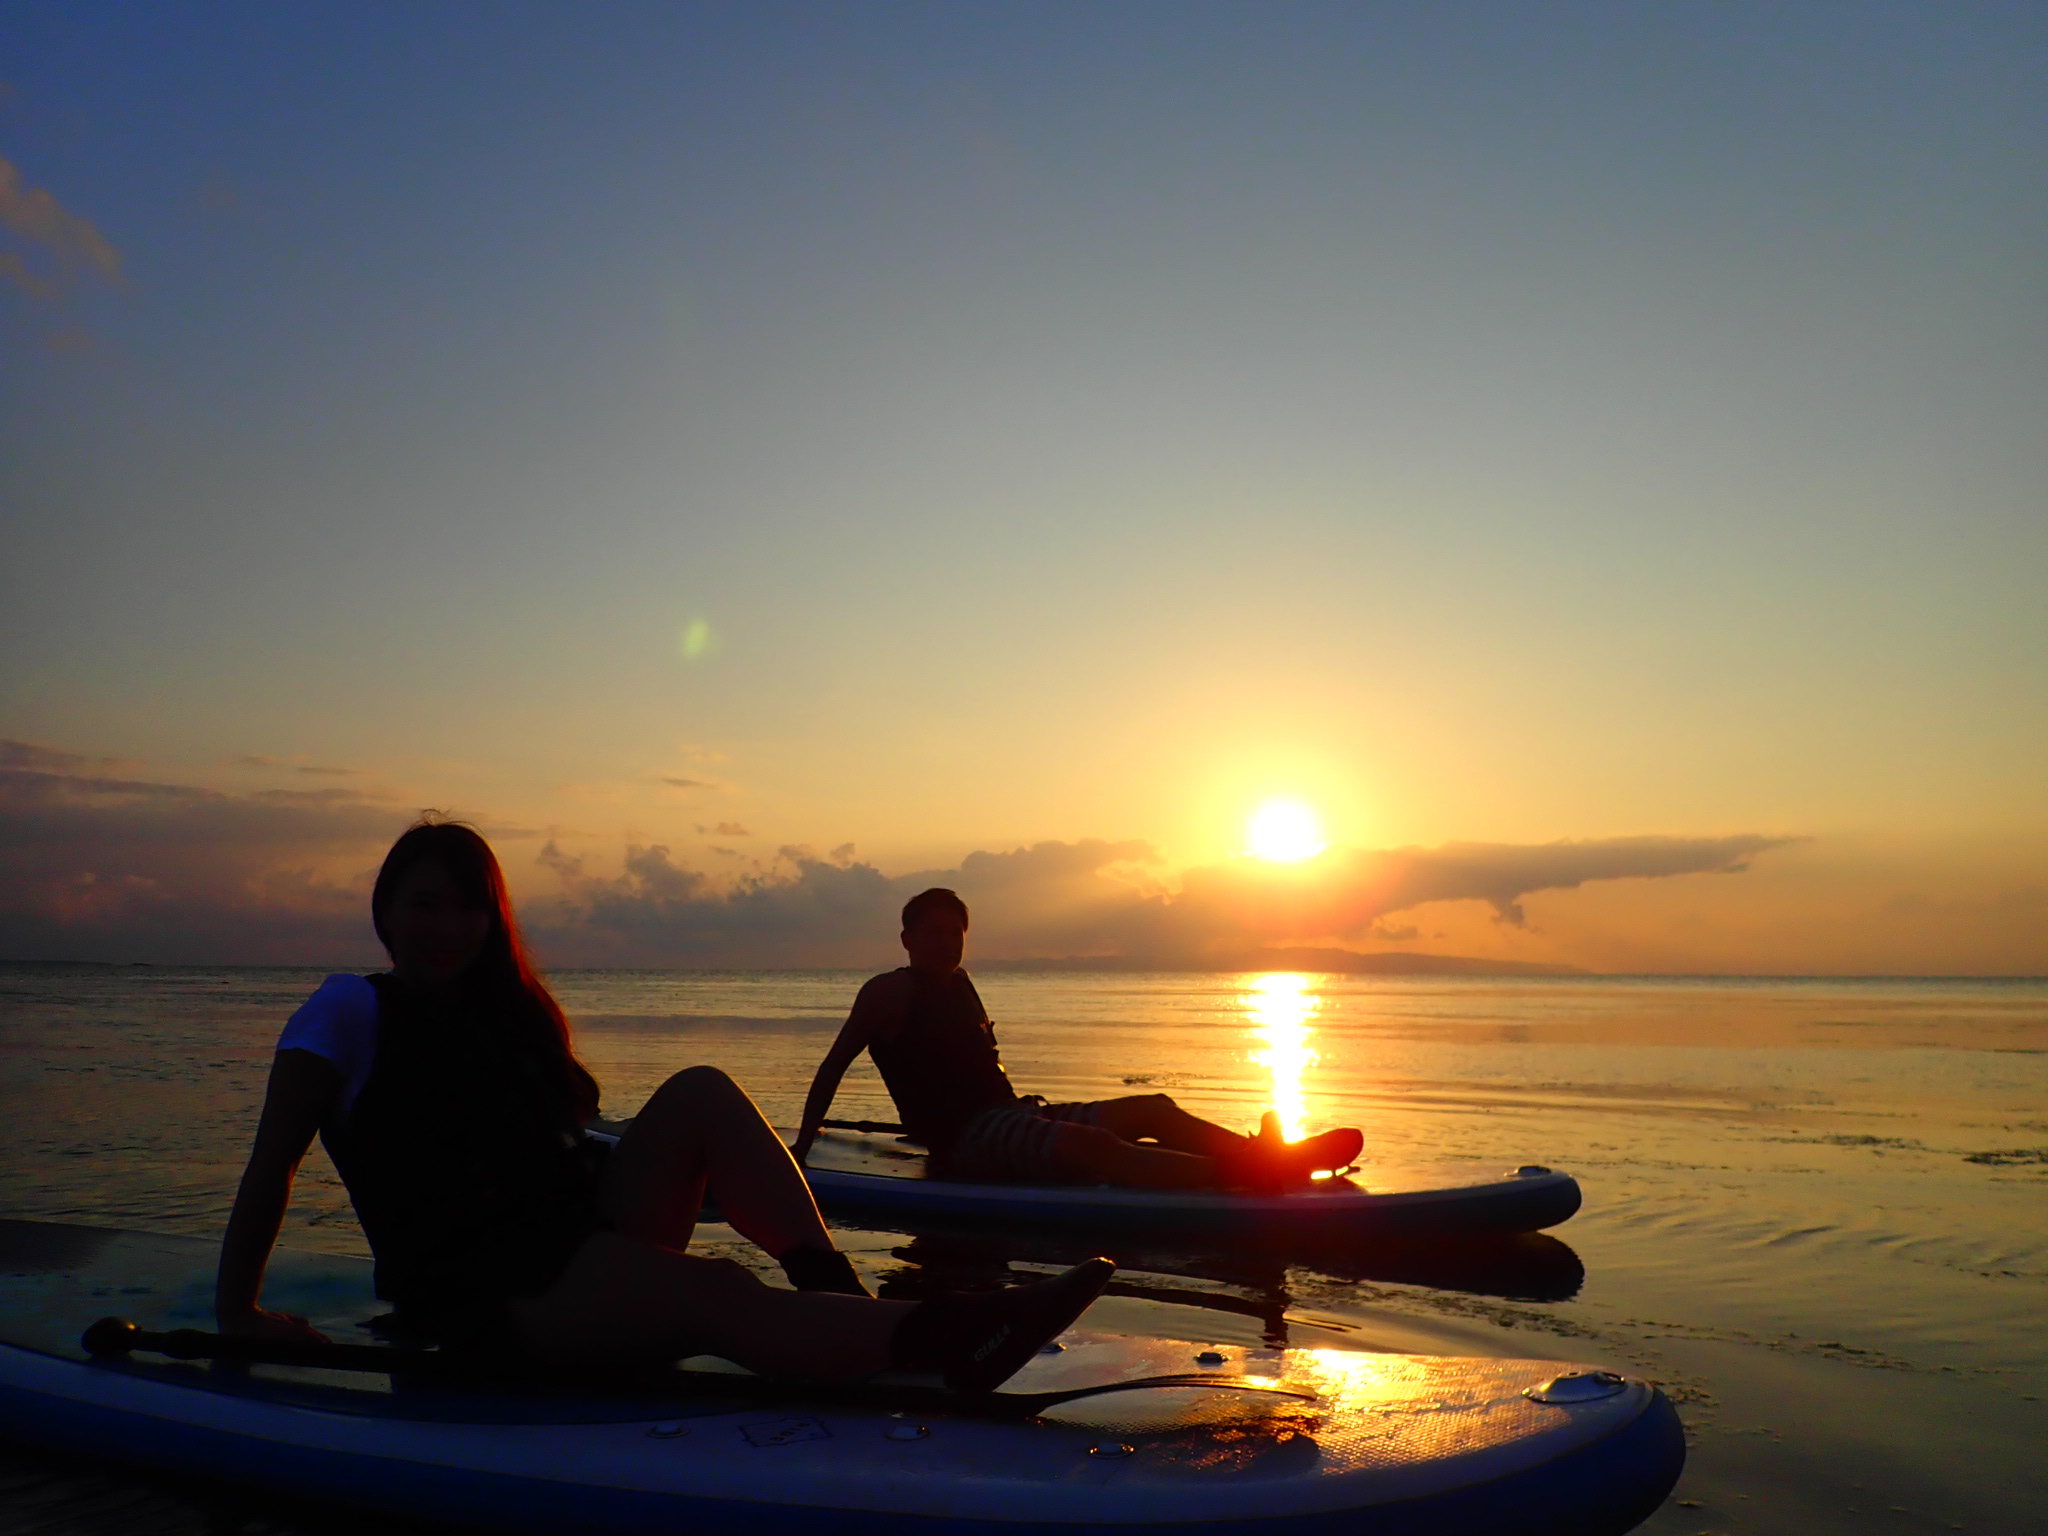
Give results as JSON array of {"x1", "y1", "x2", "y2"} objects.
[
  {"x1": 319, "y1": 975, "x2": 605, "y2": 1317},
  {"x1": 866, "y1": 968, "x2": 1018, "y2": 1153}
]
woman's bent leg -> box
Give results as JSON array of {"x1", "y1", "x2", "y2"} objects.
[
  {"x1": 511, "y1": 1232, "x2": 1114, "y2": 1390},
  {"x1": 602, "y1": 1065, "x2": 836, "y2": 1256},
  {"x1": 511, "y1": 1231, "x2": 908, "y2": 1377}
]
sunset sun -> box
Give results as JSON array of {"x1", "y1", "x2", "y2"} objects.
[{"x1": 1248, "y1": 799, "x2": 1328, "y2": 862}]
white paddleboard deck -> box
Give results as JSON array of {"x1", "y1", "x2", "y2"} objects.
[{"x1": 0, "y1": 1221, "x2": 1679, "y2": 1535}]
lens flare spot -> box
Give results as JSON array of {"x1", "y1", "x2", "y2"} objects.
[
  {"x1": 1244, "y1": 972, "x2": 1321, "y2": 1141},
  {"x1": 1248, "y1": 799, "x2": 1326, "y2": 862},
  {"x1": 681, "y1": 618, "x2": 716, "y2": 661}
]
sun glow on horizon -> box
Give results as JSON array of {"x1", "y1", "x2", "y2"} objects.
[{"x1": 1248, "y1": 799, "x2": 1328, "y2": 862}]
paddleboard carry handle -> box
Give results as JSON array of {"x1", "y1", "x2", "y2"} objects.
[
  {"x1": 820, "y1": 1117, "x2": 907, "y2": 1135},
  {"x1": 81, "y1": 1317, "x2": 1313, "y2": 1417}
]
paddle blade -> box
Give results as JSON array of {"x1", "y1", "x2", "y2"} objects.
[{"x1": 81, "y1": 1317, "x2": 140, "y2": 1357}]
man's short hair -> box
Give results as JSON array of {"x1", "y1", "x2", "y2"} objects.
[{"x1": 901, "y1": 887, "x2": 970, "y2": 932}]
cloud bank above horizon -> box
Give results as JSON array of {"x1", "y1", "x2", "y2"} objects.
[
  {"x1": 3, "y1": 737, "x2": 1790, "y2": 968},
  {"x1": 525, "y1": 828, "x2": 1793, "y2": 971},
  {"x1": 16, "y1": 736, "x2": 2031, "y2": 976}
]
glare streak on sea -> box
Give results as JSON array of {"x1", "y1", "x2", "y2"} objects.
[{"x1": 1, "y1": 963, "x2": 2044, "y2": 1536}]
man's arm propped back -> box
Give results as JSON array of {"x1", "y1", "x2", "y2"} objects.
[{"x1": 791, "y1": 971, "x2": 908, "y2": 1164}]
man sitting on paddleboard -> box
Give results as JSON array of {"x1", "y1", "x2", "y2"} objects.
[{"x1": 794, "y1": 888, "x2": 1363, "y2": 1187}]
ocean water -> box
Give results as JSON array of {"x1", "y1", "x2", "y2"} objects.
[{"x1": 2, "y1": 963, "x2": 2044, "y2": 1535}]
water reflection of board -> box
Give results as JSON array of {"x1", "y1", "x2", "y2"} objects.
[
  {"x1": 796, "y1": 1130, "x2": 1584, "y2": 1237},
  {"x1": 0, "y1": 1220, "x2": 1678, "y2": 1536}
]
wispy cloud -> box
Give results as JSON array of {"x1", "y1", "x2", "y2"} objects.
[
  {"x1": 1181, "y1": 834, "x2": 1795, "y2": 932},
  {"x1": 0, "y1": 760, "x2": 397, "y2": 962},
  {"x1": 0, "y1": 155, "x2": 121, "y2": 303},
  {"x1": 0, "y1": 248, "x2": 56, "y2": 301},
  {"x1": 233, "y1": 754, "x2": 363, "y2": 777},
  {"x1": 0, "y1": 748, "x2": 543, "y2": 963},
  {"x1": 1, "y1": 739, "x2": 139, "y2": 773}
]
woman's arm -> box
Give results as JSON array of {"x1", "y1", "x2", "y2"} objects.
[{"x1": 215, "y1": 1048, "x2": 340, "y2": 1342}]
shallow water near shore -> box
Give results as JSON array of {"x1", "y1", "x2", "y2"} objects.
[{"x1": 2, "y1": 964, "x2": 2044, "y2": 1535}]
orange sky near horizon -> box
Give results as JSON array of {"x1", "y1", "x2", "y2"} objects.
[{"x1": 3, "y1": 6, "x2": 2043, "y2": 973}]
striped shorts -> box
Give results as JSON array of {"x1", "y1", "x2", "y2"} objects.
[{"x1": 939, "y1": 1097, "x2": 1107, "y2": 1184}]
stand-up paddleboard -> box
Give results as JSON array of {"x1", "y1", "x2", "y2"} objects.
[
  {"x1": 794, "y1": 1128, "x2": 1583, "y2": 1238},
  {"x1": 0, "y1": 1220, "x2": 1680, "y2": 1536}
]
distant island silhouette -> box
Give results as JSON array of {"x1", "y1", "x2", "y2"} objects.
[{"x1": 978, "y1": 948, "x2": 1584, "y2": 976}]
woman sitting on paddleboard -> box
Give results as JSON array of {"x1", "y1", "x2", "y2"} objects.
[{"x1": 216, "y1": 820, "x2": 1111, "y2": 1389}]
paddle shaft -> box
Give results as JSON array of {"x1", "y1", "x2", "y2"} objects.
[{"x1": 86, "y1": 1320, "x2": 468, "y2": 1375}]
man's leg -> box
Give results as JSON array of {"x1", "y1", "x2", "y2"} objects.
[
  {"x1": 1064, "y1": 1095, "x2": 1364, "y2": 1180},
  {"x1": 1083, "y1": 1093, "x2": 1250, "y2": 1157},
  {"x1": 1040, "y1": 1121, "x2": 1224, "y2": 1189}
]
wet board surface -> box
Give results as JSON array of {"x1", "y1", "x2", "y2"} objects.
[
  {"x1": 794, "y1": 1129, "x2": 1584, "y2": 1237},
  {"x1": 0, "y1": 1220, "x2": 1680, "y2": 1535}
]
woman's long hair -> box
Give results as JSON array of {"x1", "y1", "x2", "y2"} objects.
[{"x1": 370, "y1": 818, "x2": 600, "y2": 1125}]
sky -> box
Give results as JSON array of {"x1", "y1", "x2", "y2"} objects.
[{"x1": 3, "y1": 1, "x2": 2044, "y2": 974}]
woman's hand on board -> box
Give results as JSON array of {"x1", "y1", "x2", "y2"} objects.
[{"x1": 217, "y1": 1305, "x2": 332, "y2": 1347}]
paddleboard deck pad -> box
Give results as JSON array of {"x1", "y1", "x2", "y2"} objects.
[
  {"x1": 798, "y1": 1131, "x2": 1583, "y2": 1238},
  {"x1": 0, "y1": 1220, "x2": 1681, "y2": 1535}
]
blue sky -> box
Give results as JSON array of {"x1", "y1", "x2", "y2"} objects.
[{"x1": 3, "y1": 2, "x2": 2044, "y2": 970}]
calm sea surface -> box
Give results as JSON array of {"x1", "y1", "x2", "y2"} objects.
[{"x1": 2, "y1": 964, "x2": 2044, "y2": 1535}]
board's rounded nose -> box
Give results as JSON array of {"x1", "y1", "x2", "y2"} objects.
[{"x1": 1533, "y1": 1173, "x2": 1583, "y2": 1229}]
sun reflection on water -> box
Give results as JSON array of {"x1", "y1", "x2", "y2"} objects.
[{"x1": 1244, "y1": 972, "x2": 1321, "y2": 1141}]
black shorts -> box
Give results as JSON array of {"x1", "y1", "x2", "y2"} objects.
[
  {"x1": 936, "y1": 1097, "x2": 1109, "y2": 1182},
  {"x1": 385, "y1": 1139, "x2": 612, "y2": 1349}
]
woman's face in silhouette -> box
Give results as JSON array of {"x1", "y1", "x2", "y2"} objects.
[{"x1": 381, "y1": 858, "x2": 491, "y2": 982}]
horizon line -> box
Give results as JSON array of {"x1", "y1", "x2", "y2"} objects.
[{"x1": 3, "y1": 957, "x2": 2043, "y2": 984}]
